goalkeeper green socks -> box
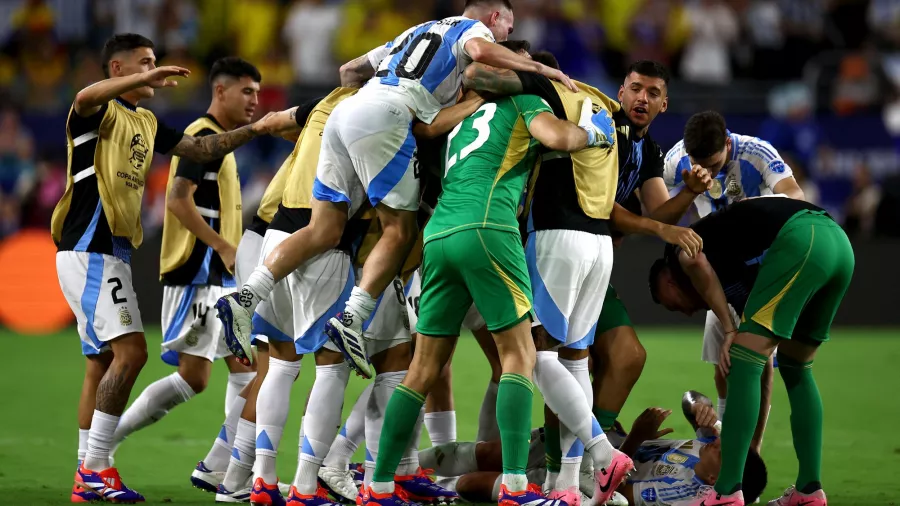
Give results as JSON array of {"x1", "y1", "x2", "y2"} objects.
[
  {"x1": 372, "y1": 385, "x2": 425, "y2": 483},
  {"x1": 496, "y1": 373, "x2": 534, "y2": 486},
  {"x1": 715, "y1": 344, "x2": 767, "y2": 496},
  {"x1": 779, "y1": 355, "x2": 824, "y2": 493},
  {"x1": 544, "y1": 422, "x2": 561, "y2": 473},
  {"x1": 593, "y1": 408, "x2": 619, "y2": 432}
]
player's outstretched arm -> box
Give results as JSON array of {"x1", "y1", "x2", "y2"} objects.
[
  {"x1": 462, "y1": 63, "x2": 526, "y2": 96},
  {"x1": 465, "y1": 38, "x2": 578, "y2": 92},
  {"x1": 610, "y1": 203, "x2": 703, "y2": 258},
  {"x1": 526, "y1": 112, "x2": 589, "y2": 152},
  {"x1": 73, "y1": 66, "x2": 190, "y2": 116},
  {"x1": 339, "y1": 54, "x2": 377, "y2": 88},
  {"x1": 678, "y1": 251, "x2": 737, "y2": 374},
  {"x1": 413, "y1": 90, "x2": 486, "y2": 139},
  {"x1": 167, "y1": 177, "x2": 236, "y2": 272},
  {"x1": 171, "y1": 112, "x2": 274, "y2": 163},
  {"x1": 773, "y1": 176, "x2": 806, "y2": 200}
]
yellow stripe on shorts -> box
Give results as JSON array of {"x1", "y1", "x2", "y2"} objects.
[
  {"x1": 751, "y1": 226, "x2": 816, "y2": 332},
  {"x1": 476, "y1": 230, "x2": 531, "y2": 318}
]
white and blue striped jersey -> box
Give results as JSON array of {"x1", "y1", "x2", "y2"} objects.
[
  {"x1": 663, "y1": 132, "x2": 794, "y2": 221},
  {"x1": 629, "y1": 438, "x2": 715, "y2": 505},
  {"x1": 363, "y1": 16, "x2": 494, "y2": 124}
]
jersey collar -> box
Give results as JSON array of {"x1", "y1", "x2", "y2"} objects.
[
  {"x1": 205, "y1": 113, "x2": 226, "y2": 131},
  {"x1": 114, "y1": 97, "x2": 137, "y2": 111},
  {"x1": 727, "y1": 129, "x2": 739, "y2": 161}
]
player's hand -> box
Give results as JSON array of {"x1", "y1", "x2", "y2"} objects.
[
  {"x1": 578, "y1": 98, "x2": 616, "y2": 149},
  {"x1": 659, "y1": 225, "x2": 703, "y2": 258},
  {"x1": 250, "y1": 112, "x2": 278, "y2": 135},
  {"x1": 539, "y1": 64, "x2": 579, "y2": 93},
  {"x1": 692, "y1": 403, "x2": 720, "y2": 434},
  {"x1": 630, "y1": 407, "x2": 675, "y2": 442},
  {"x1": 718, "y1": 330, "x2": 736, "y2": 377},
  {"x1": 142, "y1": 66, "x2": 190, "y2": 88},
  {"x1": 217, "y1": 243, "x2": 237, "y2": 274},
  {"x1": 682, "y1": 164, "x2": 713, "y2": 195}
]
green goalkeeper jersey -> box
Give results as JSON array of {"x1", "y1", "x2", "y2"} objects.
[{"x1": 424, "y1": 94, "x2": 552, "y2": 243}]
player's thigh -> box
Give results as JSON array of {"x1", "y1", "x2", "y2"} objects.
[
  {"x1": 56, "y1": 251, "x2": 144, "y2": 357},
  {"x1": 161, "y1": 285, "x2": 227, "y2": 366},
  {"x1": 235, "y1": 229, "x2": 264, "y2": 287},
  {"x1": 594, "y1": 284, "x2": 633, "y2": 337},
  {"x1": 566, "y1": 233, "x2": 613, "y2": 347},
  {"x1": 342, "y1": 99, "x2": 419, "y2": 212},
  {"x1": 462, "y1": 229, "x2": 533, "y2": 334},
  {"x1": 314, "y1": 101, "x2": 366, "y2": 216},
  {"x1": 288, "y1": 249, "x2": 354, "y2": 355},
  {"x1": 417, "y1": 238, "x2": 471, "y2": 337},
  {"x1": 364, "y1": 277, "x2": 413, "y2": 358}
]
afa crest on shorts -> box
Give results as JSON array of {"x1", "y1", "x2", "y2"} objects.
[{"x1": 118, "y1": 307, "x2": 132, "y2": 326}]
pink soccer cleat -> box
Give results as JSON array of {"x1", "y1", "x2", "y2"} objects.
[
  {"x1": 767, "y1": 486, "x2": 826, "y2": 506},
  {"x1": 592, "y1": 450, "x2": 634, "y2": 505},
  {"x1": 687, "y1": 486, "x2": 744, "y2": 506}
]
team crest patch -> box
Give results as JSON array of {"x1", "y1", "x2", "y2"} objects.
[
  {"x1": 118, "y1": 307, "x2": 132, "y2": 326},
  {"x1": 129, "y1": 133, "x2": 149, "y2": 170},
  {"x1": 725, "y1": 177, "x2": 742, "y2": 197},
  {"x1": 708, "y1": 179, "x2": 723, "y2": 199},
  {"x1": 641, "y1": 488, "x2": 657, "y2": 502},
  {"x1": 769, "y1": 161, "x2": 786, "y2": 173},
  {"x1": 666, "y1": 453, "x2": 689, "y2": 464},
  {"x1": 186, "y1": 331, "x2": 199, "y2": 347},
  {"x1": 654, "y1": 464, "x2": 676, "y2": 476}
]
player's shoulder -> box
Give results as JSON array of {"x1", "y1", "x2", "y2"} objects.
[
  {"x1": 642, "y1": 132, "x2": 664, "y2": 161},
  {"x1": 663, "y1": 140, "x2": 690, "y2": 182},
  {"x1": 732, "y1": 133, "x2": 780, "y2": 160}
]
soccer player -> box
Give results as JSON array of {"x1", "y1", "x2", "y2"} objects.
[
  {"x1": 361, "y1": 84, "x2": 616, "y2": 506},
  {"x1": 649, "y1": 197, "x2": 853, "y2": 506},
  {"x1": 53, "y1": 33, "x2": 274, "y2": 502},
  {"x1": 220, "y1": 0, "x2": 580, "y2": 381},
  {"x1": 106, "y1": 56, "x2": 262, "y2": 489},
  {"x1": 664, "y1": 111, "x2": 806, "y2": 447}
]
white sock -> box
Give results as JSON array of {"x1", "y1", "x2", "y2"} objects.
[
  {"x1": 424, "y1": 410, "x2": 457, "y2": 446},
  {"x1": 717, "y1": 397, "x2": 727, "y2": 421},
  {"x1": 418, "y1": 442, "x2": 479, "y2": 476},
  {"x1": 226, "y1": 372, "x2": 255, "y2": 415},
  {"x1": 293, "y1": 363, "x2": 351, "y2": 494},
  {"x1": 242, "y1": 266, "x2": 275, "y2": 313},
  {"x1": 204, "y1": 394, "x2": 246, "y2": 472},
  {"x1": 223, "y1": 418, "x2": 256, "y2": 492},
  {"x1": 255, "y1": 357, "x2": 300, "y2": 484},
  {"x1": 543, "y1": 471, "x2": 558, "y2": 493},
  {"x1": 557, "y1": 356, "x2": 591, "y2": 491},
  {"x1": 113, "y1": 372, "x2": 196, "y2": 444},
  {"x1": 344, "y1": 286, "x2": 377, "y2": 326},
  {"x1": 502, "y1": 473, "x2": 527, "y2": 493},
  {"x1": 78, "y1": 428, "x2": 90, "y2": 463},
  {"x1": 84, "y1": 410, "x2": 119, "y2": 470},
  {"x1": 533, "y1": 351, "x2": 613, "y2": 470},
  {"x1": 365, "y1": 370, "x2": 406, "y2": 489},
  {"x1": 324, "y1": 383, "x2": 372, "y2": 470},
  {"x1": 477, "y1": 381, "x2": 499, "y2": 442},
  {"x1": 397, "y1": 409, "x2": 424, "y2": 476}
]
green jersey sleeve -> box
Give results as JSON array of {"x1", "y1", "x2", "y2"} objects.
[{"x1": 513, "y1": 94, "x2": 553, "y2": 129}]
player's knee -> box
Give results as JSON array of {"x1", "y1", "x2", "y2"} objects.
[
  {"x1": 622, "y1": 341, "x2": 647, "y2": 379},
  {"x1": 181, "y1": 371, "x2": 210, "y2": 394}
]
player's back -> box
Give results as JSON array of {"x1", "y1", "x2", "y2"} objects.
[
  {"x1": 365, "y1": 16, "x2": 495, "y2": 124},
  {"x1": 629, "y1": 439, "x2": 708, "y2": 504},
  {"x1": 425, "y1": 94, "x2": 549, "y2": 242}
]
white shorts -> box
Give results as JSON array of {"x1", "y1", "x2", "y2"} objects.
[
  {"x1": 235, "y1": 229, "x2": 265, "y2": 287},
  {"x1": 160, "y1": 284, "x2": 232, "y2": 365},
  {"x1": 525, "y1": 230, "x2": 614, "y2": 348},
  {"x1": 361, "y1": 276, "x2": 412, "y2": 356},
  {"x1": 701, "y1": 306, "x2": 741, "y2": 365},
  {"x1": 405, "y1": 269, "x2": 485, "y2": 334},
  {"x1": 313, "y1": 92, "x2": 420, "y2": 215},
  {"x1": 252, "y1": 229, "x2": 353, "y2": 355},
  {"x1": 57, "y1": 251, "x2": 144, "y2": 356}
]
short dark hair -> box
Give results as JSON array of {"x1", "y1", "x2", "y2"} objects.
[
  {"x1": 626, "y1": 60, "x2": 670, "y2": 85},
  {"x1": 499, "y1": 40, "x2": 531, "y2": 54},
  {"x1": 465, "y1": 0, "x2": 514, "y2": 11},
  {"x1": 531, "y1": 51, "x2": 560, "y2": 71},
  {"x1": 741, "y1": 448, "x2": 768, "y2": 503},
  {"x1": 683, "y1": 111, "x2": 728, "y2": 160},
  {"x1": 648, "y1": 258, "x2": 668, "y2": 304},
  {"x1": 101, "y1": 33, "x2": 154, "y2": 78},
  {"x1": 209, "y1": 57, "x2": 262, "y2": 86}
]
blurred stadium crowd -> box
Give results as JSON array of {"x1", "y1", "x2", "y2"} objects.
[{"x1": 2, "y1": 0, "x2": 900, "y2": 242}]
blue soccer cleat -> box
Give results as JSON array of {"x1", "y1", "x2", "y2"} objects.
[
  {"x1": 215, "y1": 292, "x2": 255, "y2": 366},
  {"x1": 216, "y1": 483, "x2": 252, "y2": 503},
  {"x1": 395, "y1": 468, "x2": 459, "y2": 504},
  {"x1": 191, "y1": 460, "x2": 225, "y2": 493},
  {"x1": 71, "y1": 463, "x2": 100, "y2": 503},
  {"x1": 325, "y1": 314, "x2": 373, "y2": 379},
  {"x1": 250, "y1": 477, "x2": 286, "y2": 506},
  {"x1": 287, "y1": 485, "x2": 345, "y2": 506},
  {"x1": 76, "y1": 463, "x2": 145, "y2": 503},
  {"x1": 360, "y1": 485, "x2": 417, "y2": 506},
  {"x1": 498, "y1": 484, "x2": 569, "y2": 506}
]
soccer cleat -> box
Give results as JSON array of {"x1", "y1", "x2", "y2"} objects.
[
  {"x1": 498, "y1": 483, "x2": 568, "y2": 506},
  {"x1": 767, "y1": 486, "x2": 826, "y2": 506},
  {"x1": 215, "y1": 292, "x2": 255, "y2": 366},
  {"x1": 287, "y1": 485, "x2": 345, "y2": 506},
  {"x1": 192, "y1": 460, "x2": 226, "y2": 493},
  {"x1": 71, "y1": 482, "x2": 99, "y2": 503},
  {"x1": 592, "y1": 450, "x2": 634, "y2": 506},
  {"x1": 396, "y1": 467, "x2": 459, "y2": 504},
  {"x1": 548, "y1": 487, "x2": 580, "y2": 506},
  {"x1": 577, "y1": 98, "x2": 616, "y2": 149},
  {"x1": 250, "y1": 477, "x2": 286, "y2": 506},
  {"x1": 76, "y1": 464, "x2": 145, "y2": 503},
  {"x1": 360, "y1": 485, "x2": 417, "y2": 506},
  {"x1": 319, "y1": 466, "x2": 360, "y2": 503},
  {"x1": 217, "y1": 483, "x2": 252, "y2": 503},
  {"x1": 604, "y1": 492, "x2": 628, "y2": 506},
  {"x1": 350, "y1": 463, "x2": 365, "y2": 487},
  {"x1": 326, "y1": 314, "x2": 373, "y2": 379},
  {"x1": 686, "y1": 486, "x2": 744, "y2": 506}
]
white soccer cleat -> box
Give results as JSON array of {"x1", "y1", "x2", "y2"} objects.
[
  {"x1": 604, "y1": 491, "x2": 628, "y2": 506},
  {"x1": 215, "y1": 292, "x2": 255, "y2": 366},
  {"x1": 318, "y1": 466, "x2": 359, "y2": 503},
  {"x1": 326, "y1": 314, "x2": 374, "y2": 379},
  {"x1": 215, "y1": 483, "x2": 251, "y2": 503},
  {"x1": 191, "y1": 460, "x2": 226, "y2": 493}
]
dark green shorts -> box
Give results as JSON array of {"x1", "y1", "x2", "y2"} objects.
[
  {"x1": 740, "y1": 211, "x2": 855, "y2": 342},
  {"x1": 416, "y1": 228, "x2": 533, "y2": 336},
  {"x1": 595, "y1": 284, "x2": 633, "y2": 334}
]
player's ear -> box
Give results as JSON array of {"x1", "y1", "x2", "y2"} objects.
[
  {"x1": 617, "y1": 85, "x2": 625, "y2": 103},
  {"x1": 660, "y1": 95, "x2": 668, "y2": 114},
  {"x1": 490, "y1": 10, "x2": 500, "y2": 26}
]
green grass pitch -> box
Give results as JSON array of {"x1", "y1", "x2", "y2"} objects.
[{"x1": 3, "y1": 328, "x2": 898, "y2": 505}]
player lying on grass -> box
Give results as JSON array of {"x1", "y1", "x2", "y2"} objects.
[
  {"x1": 650, "y1": 196, "x2": 853, "y2": 506},
  {"x1": 415, "y1": 391, "x2": 767, "y2": 506}
]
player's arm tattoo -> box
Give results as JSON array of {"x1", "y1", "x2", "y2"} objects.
[
  {"x1": 340, "y1": 55, "x2": 376, "y2": 88},
  {"x1": 96, "y1": 363, "x2": 133, "y2": 414},
  {"x1": 462, "y1": 63, "x2": 524, "y2": 96},
  {"x1": 171, "y1": 124, "x2": 259, "y2": 163},
  {"x1": 169, "y1": 176, "x2": 196, "y2": 200}
]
